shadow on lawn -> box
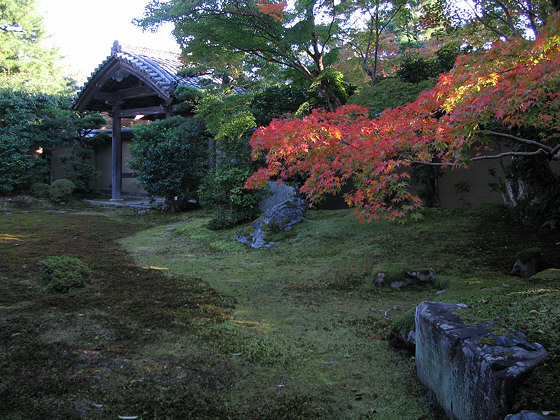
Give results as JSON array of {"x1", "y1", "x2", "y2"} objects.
[{"x1": 0, "y1": 212, "x2": 273, "y2": 418}]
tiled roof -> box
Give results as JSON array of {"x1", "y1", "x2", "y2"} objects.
[
  {"x1": 73, "y1": 41, "x2": 215, "y2": 111},
  {"x1": 109, "y1": 41, "x2": 211, "y2": 92}
]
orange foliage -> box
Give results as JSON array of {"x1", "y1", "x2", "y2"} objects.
[
  {"x1": 246, "y1": 14, "x2": 560, "y2": 221},
  {"x1": 256, "y1": 0, "x2": 286, "y2": 21}
]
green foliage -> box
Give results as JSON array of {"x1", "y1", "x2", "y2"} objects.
[
  {"x1": 39, "y1": 255, "x2": 91, "y2": 293},
  {"x1": 349, "y1": 78, "x2": 435, "y2": 115},
  {"x1": 57, "y1": 113, "x2": 106, "y2": 194},
  {"x1": 310, "y1": 68, "x2": 354, "y2": 109},
  {"x1": 138, "y1": 0, "x2": 351, "y2": 110},
  {"x1": 250, "y1": 84, "x2": 309, "y2": 126},
  {"x1": 30, "y1": 182, "x2": 50, "y2": 199},
  {"x1": 196, "y1": 90, "x2": 256, "y2": 141},
  {"x1": 0, "y1": 0, "x2": 69, "y2": 93},
  {"x1": 503, "y1": 150, "x2": 560, "y2": 231},
  {"x1": 397, "y1": 42, "x2": 462, "y2": 83},
  {"x1": 0, "y1": 89, "x2": 103, "y2": 195},
  {"x1": 173, "y1": 85, "x2": 205, "y2": 112},
  {"x1": 397, "y1": 56, "x2": 437, "y2": 83},
  {"x1": 194, "y1": 89, "x2": 267, "y2": 228},
  {"x1": 0, "y1": 89, "x2": 53, "y2": 192},
  {"x1": 129, "y1": 116, "x2": 208, "y2": 211},
  {"x1": 198, "y1": 166, "x2": 265, "y2": 229},
  {"x1": 49, "y1": 179, "x2": 75, "y2": 203}
]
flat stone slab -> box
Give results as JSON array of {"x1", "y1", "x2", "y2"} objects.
[
  {"x1": 415, "y1": 301, "x2": 547, "y2": 420},
  {"x1": 83, "y1": 198, "x2": 162, "y2": 209}
]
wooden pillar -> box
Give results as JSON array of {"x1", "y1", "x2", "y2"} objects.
[{"x1": 111, "y1": 105, "x2": 123, "y2": 200}]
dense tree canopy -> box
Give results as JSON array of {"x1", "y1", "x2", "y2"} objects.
[
  {"x1": 138, "y1": 0, "x2": 360, "y2": 110},
  {"x1": 246, "y1": 13, "x2": 560, "y2": 222},
  {"x1": 0, "y1": 0, "x2": 68, "y2": 93},
  {"x1": 0, "y1": 90, "x2": 105, "y2": 194}
]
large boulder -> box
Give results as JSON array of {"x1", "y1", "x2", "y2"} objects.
[
  {"x1": 259, "y1": 181, "x2": 297, "y2": 213},
  {"x1": 415, "y1": 301, "x2": 547, "y2": 420},
  {"x1": 237, "y1": 198, "x2": 307, "y2": 248}
]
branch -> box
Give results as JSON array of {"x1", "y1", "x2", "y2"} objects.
[
  {"x1": 470, "y1": 149, "x2": 548, "y2": 161},
  {"x1": 408, "y1": 149, "x2": 550, "y2": 167},
  {"x1": 474, "y1": 130, "x2": 554, "y2": 152}
]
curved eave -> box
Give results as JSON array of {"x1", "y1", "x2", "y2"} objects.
[{"x1": 72, "y1": 55, "x2": 175, "y2": 113}]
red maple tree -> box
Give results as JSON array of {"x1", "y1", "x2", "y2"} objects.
[{"x1": 246, "y1": 14, "x2": 560, "y2": 221}]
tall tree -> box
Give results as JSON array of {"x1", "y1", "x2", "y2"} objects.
[
  {"x1": 445, "y1": 0, "x2": 553, "y2": 42},
  {"x1": 138, "y1": 0, "x2": 350, "y2": 110},
  {"x1": 0, "y1": 0, "x2": 68, "y2": 93},
  {"x1": 341, "y1": 0, "x2": 407, "y2": 86}
]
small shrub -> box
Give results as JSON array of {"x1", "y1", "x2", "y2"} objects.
[
  {"x1": 39, "y1": 255, "x2": 91, "y2": 293},
  {"x1": 30, "y1": 182, "x2": 50, "y2": 199},
  {"x1": 199, "y1": 166, "x2": 266, "y2": 230},
  {"x1": 49, "y1": 179, "x2": 75, "y2": 203}
]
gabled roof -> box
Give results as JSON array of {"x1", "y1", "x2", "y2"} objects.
[{"x1": 72, "y1": 41, "x2": 215, "y2": 116}]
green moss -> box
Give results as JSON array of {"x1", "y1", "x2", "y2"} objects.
[
  {"x1": 388, "y1": 309, "x2": 416, "y2": 349},
  {"x1": 478, "y1": 336, "x2": 497, "y2": 346},
  {"x1": 39, "y1": 255, "x2": 91, "y2": 293},
  {"x1": 284, "y1": 200, "x2": 296, "y2": 209},
  {"x1": 238, "y1": 225, "x2": 255, "y2": 238},
  {"x1": 371, "y1": 262, "x2": 409, "y2": 282},
  {"x1": 464, "y1": 203, "x2": 505, "y2": 220},
  {"x1": 515, "y1": 247, "x2": 542, "y2": 263},
  {"x1": 433, "y1": 275, "x2": 455, "y2": 289},
  {"x1": 4, "y1": 206, "x2": 560, "y2": 418},
  {"x1": 530, "y1": 268, "x2": 560, "y2": 282}
]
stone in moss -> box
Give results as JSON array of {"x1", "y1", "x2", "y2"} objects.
[
  {"x1": 371, "y1": 262, "x2": 409, "y2": 282},
  {"x1": 478, "y1": 336, "x2": 497, "y2": 346},
  {"x1": 529, "y1": 268, "x2": 560, "y2": 282},
  {"x1": 513, "y1": 247, "x2": 541, "y2": 278},
  {"x1": 515, "y1": 248, "x2": 542, "y2": 264}
]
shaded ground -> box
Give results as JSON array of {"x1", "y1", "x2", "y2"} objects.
[{"x1": 1, "y1": 204, "x2": 559, "y2": 418}]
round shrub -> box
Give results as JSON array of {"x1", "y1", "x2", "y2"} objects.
[
  {"x1": 30, "y1": 182, "x2": 50, "y2": 199},
  {"x1": 49, "y1": 179, "x2": 75, "y2": 203},
  {"x1": 39, "y1": 255, "x2": 91, "y2": 293}
]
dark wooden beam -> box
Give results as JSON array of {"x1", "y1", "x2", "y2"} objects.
[
  {"x1": 117, "y1": 105, "x2": 166, "y2": 118},
  {"x1": 94, "y1": 85, "x2": 156, "y2": 102}
]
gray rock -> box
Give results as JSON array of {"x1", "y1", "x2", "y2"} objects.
[
  {"x1": 512, "y1": 248, "x2": 541, "y2": 278},
  {"x1": 407, "y1": 268, "x2": 435, "y2": 282},
  {"x1": 237, "y1": 198, "x2": 307, "y2": 249},
  {"x1": 390, "y1": 280, "x2": 408, "y2": 288},
  {"x1": 259, "y1": 181, "x2": 297, "y2": 212},
  {"x1": 374, "y1": 272, "x2": 386, "y2": 287},
  {"x1": 407, "y1": 330, "x2": 416, "y2": 345},
  {"x1": 505, "y1": 411, "x2": 560, "y2": 420},
  {"x1": 415, "y1": 301, "x2": 547, "y2": 420},
  {"x1": 375, "y1": 268, "x2": 434, "y2": 288},
  {"x1": 512, "y1": 258, "x2": 538, "y2": 278}
]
